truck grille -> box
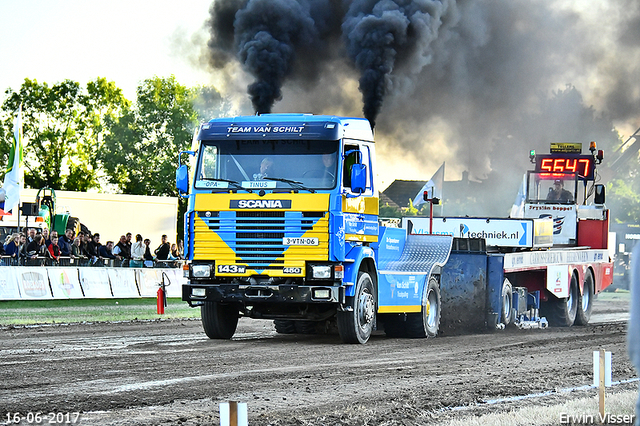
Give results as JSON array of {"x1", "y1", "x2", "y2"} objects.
[{"x1": 194, "y1": 210, "x2": 328, "y2": 270}]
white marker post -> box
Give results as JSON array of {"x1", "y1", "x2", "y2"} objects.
[
  {"x1": 593, "y1": 349, "x2": 612, "y2": 420},
  {"x1": 219, "y1": 401, "x2": 248, "y2": 426}
]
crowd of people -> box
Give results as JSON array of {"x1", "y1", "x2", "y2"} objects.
[{"x1": 0, "y1": 227, "x2": 183, "y2": 267}]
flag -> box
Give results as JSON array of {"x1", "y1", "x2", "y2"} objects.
[
  {"x1": 509, "y1": 173, "x2": 527, "y2": 218},
  {"x1": 1, "y1": 105, "x2": 24, "y2": 215},
  {"x1": 413, "y1": 162, "x2": 445, "y2": 207}
]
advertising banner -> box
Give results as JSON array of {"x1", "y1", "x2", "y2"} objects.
[
  {"x1": 137, "y1": 269, "x2": 163, "y2": 297},
  {"x1": 162, "y1": 269, "x2": 187, "y2": 298},
  {"x1": 79, "y1": 268, "x2": 113, "y2": 298},
  {"x1": 107, "y1": 269, "x2": 140, "y2": 298},
  {"x1": 16, "y1": 267, "x2": 52, "y2": 299},
  {"x1": 137, "y1": 269, "x2": 185, "y2": 297},
  {"x1": 525, "y1": 204, "x2": 577, "y2": 245},
  {"x1": 405, "y1": 217, "x2": 533, "y2": 248},
  {"x1": 0, "y1": 267, "x2": 21, "y2": 299},
  {"x1": 49, "y1": 268, "x2": 84, "y2": 299}
]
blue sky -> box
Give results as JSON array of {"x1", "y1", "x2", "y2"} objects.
[{"x1": 0, "y1": 0, "x2": 215, "y2": 100}]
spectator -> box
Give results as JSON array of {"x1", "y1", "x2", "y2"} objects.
[
  {"x1": 113, "y1": 235, "x2": 131, "y2": 264},
  {"x1": 154, "y1": 234, "x2": 171, "y2": 260},
  {"x1": 178, "y1": 240, "x2": 184, "y2": 258},
  {"x1": 58, "y1": 228, "x2": 74, "y2": 257},
  {"x1": 169, "y1": 243, "x2": 180, "y2": 260},
  {"x1": 27, "y1": 228, "x2": 36, "y2": 244},
  {"x1": 26, "y1": 234, "x2": 44, "y2": 258},
  {"x1": 4, "y1": 233, "x2": 20, "y2": 258},
  {"x1": 46, "y1": 230, "x2": 58, "y2": 248},
  {"x1": 99, "y1": 241, "x2": 117, "y2": 260},
  {"x1": 86, "y1": 233, "x2": 102, "y2": 263},
  {"x1": 18, "y1": 233, "x2": 28, "y2": 260},
  {"x1": 71, "y1": 238, "x2": 86, "y2": 259},
  {"x1": 143, "y1": 238, "x2": 154, "y2": 267},
  {"x1": 79, "y1": 232, "x2": 91, "y2": 258},
  {"x1": 126, "y1": 232, "x2": 132, "y2": 253},
  {"x1": 41, "y1": 228, "x2": 49, "y2": 243},
  {"x1": 46, "y1": 236, "x2": 61, "y2": 262},
  {"x1": 130, "y1": 234, "x2": 144, "y2": 268}
]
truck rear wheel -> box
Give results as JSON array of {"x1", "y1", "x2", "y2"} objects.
[
  {"x1": 201, "y1": 302, "x2": 239, "y2": 339},
  {"x1": 337, "y1": 271, "x2": 375, "y2": 344},
  {"x1": 405, "y1": 277, "x2": 441, "y2": 338},
  {"x1": 541, "y1": 272, "x2": 578, "y2": 327},
  {"x1": 575, "y1": 271, "x2": 594, "y2": 325}
]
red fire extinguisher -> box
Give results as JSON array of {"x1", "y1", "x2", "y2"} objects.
[
  {"x1": 157, "y1": 272, "x2": 170, "y2": 315},
  {"x1": 157, "y1": 285, "x2": 165, "y2": 315}
]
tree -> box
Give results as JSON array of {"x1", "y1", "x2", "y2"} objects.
[
  {"x1": 100, "y1": 76, "x2": 227, "y2": 197},
  {"x1": 1, "y1": 78, "x2": 128, "y2": 191}
]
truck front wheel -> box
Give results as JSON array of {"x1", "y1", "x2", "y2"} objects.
[
  {"x1": 337, "y1": 271, "x2": 375, "y2": 344},
  {"x1": 201, "y1": 302, "x2": 239, "y2": 339}
]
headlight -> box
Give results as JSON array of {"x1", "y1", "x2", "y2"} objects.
[
  {"x1": 192, "y1": 264, "x2": 212, "y2": 278},
  {"x1": 312, "y1": 265, "x2": 332, "y2": 279},
  {"x1": 192, "y1": 288, "x2": 206, "y2": 297}
]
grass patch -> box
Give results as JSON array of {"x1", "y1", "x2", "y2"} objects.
[
  {"x1": 597, "y1": 291, "x2": 631, "y2": 302},
  {"x1": 0, "y1": 298, "x2": 200, "y2": 325},
  {"x1": 437, "y1": 389, "x2": 638, "y2": 426}
]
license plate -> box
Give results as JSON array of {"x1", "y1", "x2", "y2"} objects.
[
  {"x1": 283, "y1": 237, "x2": 319, "y2": 246},
  {"x1": 217, "y1": 264, "x2": 246, "y2": 274},
  {"x1": 283, "y1": 267, "x2": 302, "y2": 274}
]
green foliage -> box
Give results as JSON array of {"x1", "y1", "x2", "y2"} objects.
[
  {"x1": 608, "y1": 176, "x2": 640, "y2": 223},
  {"x1": 379, "y1": 201, "x2": 401, "y2": 218},
  {"x1": 405, "y1": 199, "x2": 419, "y2": 216},
  {"x1": 0, "y1": 298, "x2": 196, "y2": 325},
  {"x1": 99, "y1": 76, "x2": 227, "y2": 196},
  {"x1": 1, "y1": 78, "x2": 128, "y2": 191}
]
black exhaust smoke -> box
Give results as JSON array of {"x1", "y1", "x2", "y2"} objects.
[
  {"x1": 208, "y1": 0, "x2": 334, "y2": 114},
  {"x1": 343, "y1": 0, "x2": 452, "y2": 127},
  {"x1": 207, "y1": 0, "x2": 453, "y2": 122}
]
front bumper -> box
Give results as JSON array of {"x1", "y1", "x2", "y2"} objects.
[{"x1": 182, "y1": 282, "x2": 345, "y2": 306}]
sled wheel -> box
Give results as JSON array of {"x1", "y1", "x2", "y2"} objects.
[
  {"x1": 405, "y1": 277, "x2": 441, "y2": 338},
  {"x1": 273, "y1": 320, "x2": 296, "y2": 334},
  {"x1": 501, "y1": 278, "x2": 513, "y2": 326}
]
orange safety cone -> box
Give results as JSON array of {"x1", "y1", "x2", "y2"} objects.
[{"x1": 157, "y1": 286, "x2": 165, "y2": 314}]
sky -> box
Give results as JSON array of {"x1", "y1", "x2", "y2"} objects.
[
  {"x1": 2, "y1": 0, "x2": 640, "y2": 200},
  {"x1": 0, "y1": 0, "x2": 214, "y2": 100}
]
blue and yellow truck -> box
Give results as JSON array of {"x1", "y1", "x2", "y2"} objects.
[{"x1": 177, "y1": 114, "x2": 613, "y2": 343}]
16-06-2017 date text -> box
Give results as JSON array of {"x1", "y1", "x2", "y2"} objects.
[{"x1": 4, "y1": 412, "x2": 80, "y2": 424}]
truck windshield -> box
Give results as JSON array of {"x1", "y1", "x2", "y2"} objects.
[
  {"x1": 195, "y1": 139, "x2": 340, "y2": 190},
  {"x1": 527, "y1": 173, "x2": 587, "y2": 204}
]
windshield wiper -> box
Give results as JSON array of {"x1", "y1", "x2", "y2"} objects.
[
  {"x1": 200, "y1": 178, "x2": 253, "y2": 193},
  {"x1": 262, "y1": 177, "x2": 316, "y2": 193}
]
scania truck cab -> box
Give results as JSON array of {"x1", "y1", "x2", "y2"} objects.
[{"x1": 177, "y1": 114, "x2": 385, "y2": 343}]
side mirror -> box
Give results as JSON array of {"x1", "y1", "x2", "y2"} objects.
[
  {"x1": 350, "y1": 164, "x2": 367, "y2": 194},
  {"x1": 176, "y1": 164, "x2": 189, "y2": 196},
  {"x1": 594, "y1": 184, "x2": 605, "y2": 204}
]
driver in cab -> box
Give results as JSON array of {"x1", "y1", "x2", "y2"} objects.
[
  {"x1": 253, "y1": 157, "x2": 274, "y2": 180},
  {"x1": 547, "y1": 179, "x2": 573, "y2": 202}
]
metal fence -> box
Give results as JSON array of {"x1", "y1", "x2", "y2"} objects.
[{"x1": 0, "y1": 256, "x2": 184, "y2": 268}]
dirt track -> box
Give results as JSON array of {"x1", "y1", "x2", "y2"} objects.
[{"x1": 0, "y1": 297, "x2": 636, "y2": 426}]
